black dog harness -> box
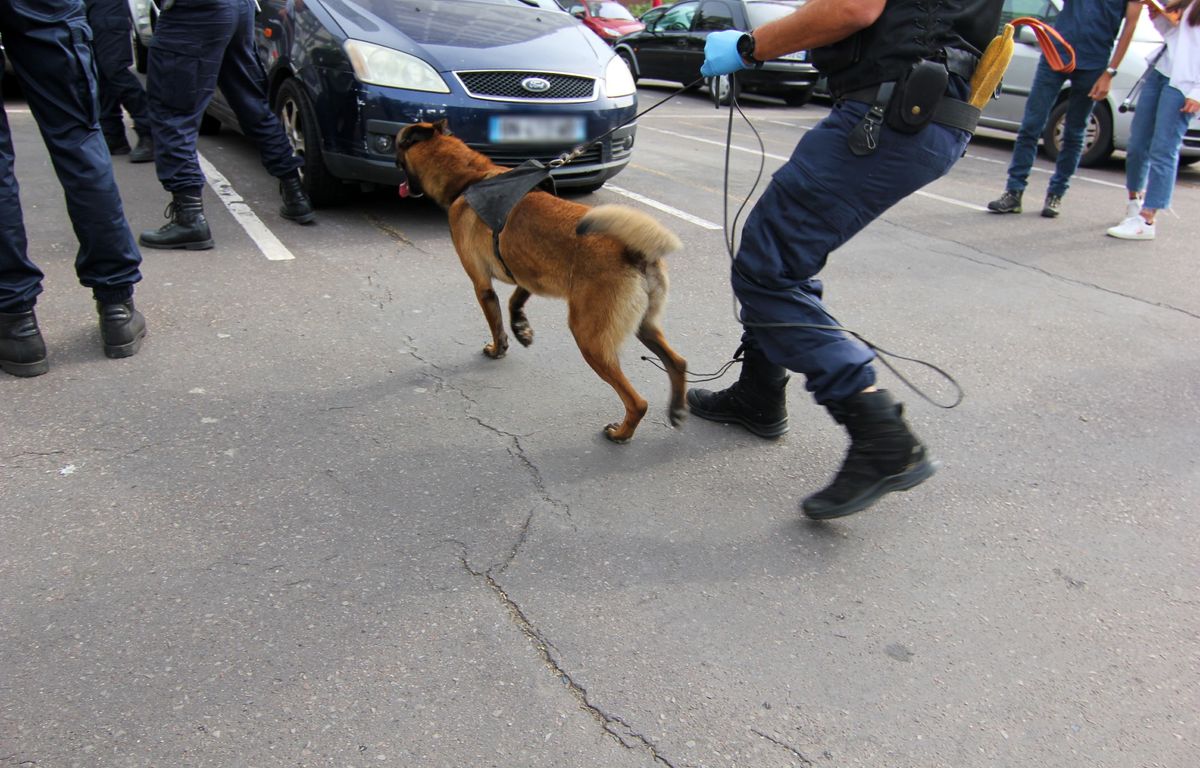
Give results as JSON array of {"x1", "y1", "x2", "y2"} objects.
[{"x1": 461, "y1": 160, "x2": 556, "y2": 280}]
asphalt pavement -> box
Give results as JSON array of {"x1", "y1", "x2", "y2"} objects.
[{"x1": 2, "y1": 85, "x2": 1197, "y2": 768}]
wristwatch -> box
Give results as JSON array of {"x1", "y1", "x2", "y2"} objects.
[
  {"x1": 1106, "y1": 67, "x2": 1119, "y2": 77},
  {"x1": 736, "y1": 33, "x2": 764, "y2": 67}
]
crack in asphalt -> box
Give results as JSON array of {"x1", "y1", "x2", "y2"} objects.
[
  {"x1": 401, "y1": 336, "x2": 666, "y2": 763},
  {"x1": 751, "y1": 728, "x2": 814, "y2": 765},
  {"x1": 460, "y1": 554, "x2": 677, "y2": 768},
  {"x1": 882, "y1": 219, "x2": 1200, "y2": 321}
]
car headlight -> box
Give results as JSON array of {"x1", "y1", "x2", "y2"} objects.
[
  {"x1": 344, "y1": 39, "x2": 450, "y2": 92},
  {"x1": 604, "y1": 54, "x2": 636, "y2": 98},
  {"x1": 599, "y1": 26, "x2": 621, "y2": 38}
]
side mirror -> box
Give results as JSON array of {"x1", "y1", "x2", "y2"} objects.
[{"x1": 1016, "y1": 26, "x2": 1038, "y2": 46}]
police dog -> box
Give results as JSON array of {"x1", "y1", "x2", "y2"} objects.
[{"x1": 395, "y1": 120, "x2": 687, "y2": 443}]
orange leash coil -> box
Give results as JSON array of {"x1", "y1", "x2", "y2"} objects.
[{"x1": 1010, "y1": 17, "x2": 1076, "y2": 73}]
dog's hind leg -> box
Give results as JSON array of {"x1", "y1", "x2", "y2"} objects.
[
  {"x1": 637, "y1": 323, "x2": 688, "y2": 428},
  {"x1": 509, "y1": 286, "x2": 534, "y2": 348},
  {"x1": 575, "y1": 340, "x2": 648, "y2": 443},
  {"x1": 636, "y1": 262, "x2": 687, "y2": 426}
]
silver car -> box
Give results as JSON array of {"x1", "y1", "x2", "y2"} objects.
[{"x1": 979, "y1": 0, "x2": 1200, "y2": 166}]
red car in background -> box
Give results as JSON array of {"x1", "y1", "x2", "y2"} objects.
[{"x1": 562, "y1": 1, "x2": 646, "y2": 44}]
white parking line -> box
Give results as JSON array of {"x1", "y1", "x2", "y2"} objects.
[
  {"x1": 604, "y1": 184, "x2": 723, "y2": 230},
  {"x1": 198, "y1": 153, "x2": 296, "y2": 261}
]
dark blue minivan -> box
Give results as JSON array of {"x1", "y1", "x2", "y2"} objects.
[{"x1": 203, "y1": 0, "x2": 639, "y2": 203}]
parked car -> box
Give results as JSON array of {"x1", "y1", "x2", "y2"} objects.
[
  {"x1": 562, "y1": 1, "x2": 645, "y2": 45},
  {"x1": 979, "y1": 0, "x2": 1200, "y2": 165},
  {"x1": 613, "y1": 0, "x2": 819, "y2": 107},
  {"x1": 194, "y1": 0, "x2": 637, "y2": 202}
]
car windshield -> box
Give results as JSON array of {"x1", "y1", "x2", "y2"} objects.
[
  {"x1": 747, "y1": 1, "x2": 801, "y2": 28},
  {"x1": 590, "y1": 1, "x2": 636, "y2": 20}
]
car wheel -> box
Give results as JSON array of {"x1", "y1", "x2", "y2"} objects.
[
  {"x1": 198, "y1": 112, "x2": 222, "y2": 135},
  {"x1": 706, "y1": 74, "x2": 739, "y2": 106},
  {"x1": 1043, "y1": 99, "x2": 1113, "y2": 167},
  {"x1": 617, "y1": 49, "x2": 638, "y2": 83},
  {"x1": 783, "y1": 87, "x2": 814, "y2": 107},
  {"x1": 275, "y1": 78, "x2": 344, "y2": 206}
]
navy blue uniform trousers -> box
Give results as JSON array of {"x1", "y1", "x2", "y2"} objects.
[
  {"x1": 85, "y1": 0, "x2": 151, "y2": 147},
  {"x1": 732, "y1": 97, "x2": 969, "y2": 405},
  {"x1": 147, "y1": 0, "x2": 300, "y2": 193},
  {"x1": 0, "y1": 0, "x2": 142, "y2": 313}
]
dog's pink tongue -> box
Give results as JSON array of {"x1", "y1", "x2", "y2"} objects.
[{"x1": 398, "y1": 180, "x2": 410, "y2": 198}]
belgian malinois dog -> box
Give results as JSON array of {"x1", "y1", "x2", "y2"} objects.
[{"x1": 395, "y1": 120, "x2": 687, "y2": 443}]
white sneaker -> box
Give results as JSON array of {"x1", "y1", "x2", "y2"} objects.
[
  {"x1": 1106, "y1": 215, "x2": 1156, "y2": 240},
  {"x1": 1124, "y1": 199, "x2": 1142, "y2": 219}
]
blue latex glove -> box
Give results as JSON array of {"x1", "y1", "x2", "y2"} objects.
[{"x1": 701, "y1": 30, "x2": 749, "y2": 77}]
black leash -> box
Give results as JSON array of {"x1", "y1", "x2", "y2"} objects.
[
  {"x1": 642, "y1": 76, "x2": 964, "y2": 409},
  {"x1": 549, "y1": 77, "x2": 707, "y2": 168}
]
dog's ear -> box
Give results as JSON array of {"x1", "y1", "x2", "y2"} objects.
[
  {"x1": 432, "y1": 118, "x2": 451, "y2": 137},
  {"x1": 396, "y1": 122, "x2": 439, "y2": 151}
]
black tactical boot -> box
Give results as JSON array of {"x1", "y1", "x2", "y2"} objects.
[
  {"x1": 686, "y1": 344, "x2": 789, "y2": 438},
  {"x1": 279, "y1": 173, "x2": 315, "y2": 224},
  {"x1": 0, "y1": 309, "x2": 49, "y2": 377},
  {"x1": 986, "y1": 189, "x2": 1023, "y2": 214},
  {"x1": 139, "y1": 192, "x2": 214, "y2": 250},
  {"x1": 129, "y1": 133, "x2": 154, "y2": 164},
  {"x1": 97, "y1": 300, "x2": 147, "y2": 359},
  {"x1": 802, "y1": 389, "x2": 937, "y2": 520}
]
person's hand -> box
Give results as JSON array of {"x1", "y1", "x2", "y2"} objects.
[
  {"x1": 1183, "y1": 98, "x2": 1200, "y2": 114},
  {"x1": 701, "y1": 30, "x2": 748, "y2": 77},
  {"x1": 1089, "y1": 72, "x2": 1113, "y2": 101}
]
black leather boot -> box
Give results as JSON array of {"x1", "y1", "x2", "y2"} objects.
[
  {"x1": 97, "y1": 300, "x2": 147, "y2": 359},
  {"x1": 686, "y1": 344, "x2": 789, "y2": 438},
  {"x1": 129, "y1": 133, "x2": 154, "y2": 164},
  {"x1": 802, "y1": 389, "x2": 937, "y2": 520},
  {"x1": 139, "y1": 193, "x2": 214, "y2": 250},
  {"x1": 0, "y1": 309, "x2": 49, "y2": 377},
  {"x1": 279, "y1": 174, "x2": 315, "y2": 224}
]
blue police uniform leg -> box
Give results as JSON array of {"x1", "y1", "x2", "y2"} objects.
[
  {"x1": 146, "y1": 1, "x2": 235, "y2": 194},
  {"x1": 0, "y1": 2, "x2": 145, "y2": 372},
  {"x1": 215, "y1": 0, "x2": 313, "y2": 223},
  {"x1": 87, "y1": 0, "x2": 152, "y2": 158},
  {"x1": 140, "y1": 0, "x2": 236, "y2": 249},
  {"x1": 733, "y1": 100, "x2": 964, "y2": 404},
  {"x1": 0, "y1": 105, "x2": 43, "y2": 312}
]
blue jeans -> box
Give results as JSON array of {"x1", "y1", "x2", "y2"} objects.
[
  {"x1": 1006, "y1": 58, "x2": 1102, "y2": 197},
  {"x1": 731, "y1": 99, "x2": 969, "y2": 404},
  {"x1": 1125, "y1": 67, "x2": 1195, "y2": 211}
]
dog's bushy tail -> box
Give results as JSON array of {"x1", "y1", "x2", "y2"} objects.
[{"x1": 576, "y1": 205, "x2": 682, "y2": 266}]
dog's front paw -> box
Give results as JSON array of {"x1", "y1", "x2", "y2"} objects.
[
  {"x1": 513, "y1": 320, "x2": 534, "y2": 347},
  {"x1": 482, "y1": 341, "x2": 508, "y2": 359}
]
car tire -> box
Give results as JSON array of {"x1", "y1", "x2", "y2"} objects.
[
  {"x1": 275, "y1": 78, "x2": 344, "y2": 206},
  {"x1": 783, "y1": 87, "x2": 814, "y2": 107},
  {"x1": 1043, "y1": 99, "x2": 1113, "y2": 167},
  {"x1": 617, "y1": 49, "x2": 638, "y2": 82},
  {"x1": 706, "y1": 73, "x2": 739, "y2": 106}
]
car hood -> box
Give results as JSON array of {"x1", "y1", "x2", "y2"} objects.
[{"x1": 320, "y1": 0, "x2": 612, "y2": 74}]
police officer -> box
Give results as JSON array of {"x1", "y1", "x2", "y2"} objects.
[
  {"x1": 690, "y1": 0, "x2": 1003, "y2": 520},
  {"x1": 140, "y1": 0, "x2": 314, "y2": 251},
  {"x1": 84, "y1": 0, "x2": 153, "y2": 162},
  {"x1": 0, "y1": 0, "x2": 147, "y2": 378}
]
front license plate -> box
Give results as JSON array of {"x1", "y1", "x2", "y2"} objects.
[{"x1": 489, "y1": 115, "x2": 586, "y2": 144}]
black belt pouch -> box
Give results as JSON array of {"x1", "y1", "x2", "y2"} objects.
[{"x1": 885, "y1": 60, "x2": 948, "y2": 134}]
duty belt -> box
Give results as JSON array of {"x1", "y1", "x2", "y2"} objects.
[{"x1": 841, "y1": 84, "x2": 982, "y2": 135}]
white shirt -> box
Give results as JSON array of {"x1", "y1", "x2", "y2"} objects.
[{"x1": 1152, "y1": 12, "x2": 1200, "y2": 102}]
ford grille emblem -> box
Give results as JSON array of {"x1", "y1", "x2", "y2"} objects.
[{"x1": 521, "y1": 77, "x2": 552, "y2": 94}]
